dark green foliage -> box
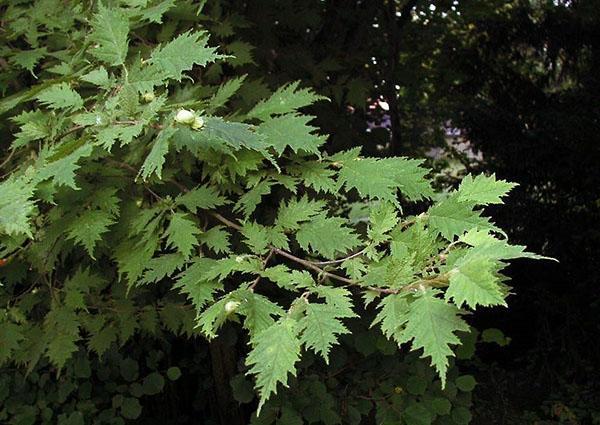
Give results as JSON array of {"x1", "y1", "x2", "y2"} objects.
[{"x1": 0, "y1": 0, "x2": 560, "y2": 424}]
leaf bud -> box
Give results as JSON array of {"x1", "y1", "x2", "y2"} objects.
[
  {"x1": 191, "y1": 116, "x2": 204, "y2": 130},
  {"x1": 224, "y1": 301, "x2": 241, "y2": 314},
  {"x1": 142, "y1": 92, "x2": 155, "y2": 102},
  {"x1": 174, "y1": 109, "x2": 196, "y2": 124}
]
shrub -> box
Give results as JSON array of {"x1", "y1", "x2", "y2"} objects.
[{"x1": 0, "y1": 1, "x2": 548, "y2": 423}]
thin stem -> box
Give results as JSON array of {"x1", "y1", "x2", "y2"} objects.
[
  {"x1": 308, "y1": 246, "x2": 369, "y2": 266},
  {"x1": 249, "y1": 249, "x2": 275, "y2": 290},
  {"x1": 0, "y1": 148, "x2": 16, "y2": 169}
]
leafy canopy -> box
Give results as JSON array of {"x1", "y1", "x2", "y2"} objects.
[{"x1": 0, "y1": 0, "x2": 550, "y2": 419}]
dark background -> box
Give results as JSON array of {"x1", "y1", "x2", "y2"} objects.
[{"x1": 220, "y1": 0, "x2": 600, "y2": 421}]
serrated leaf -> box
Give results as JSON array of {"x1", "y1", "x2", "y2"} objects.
[
  {"x1": 11, "y1": 47, "x2": 47, "y2": 74},
  {"x1": 0, "y1": 323, "x2": 24, "y2": 364},
  {"x1": 234, "y1": 180, "x2": 273, "y2": 218},
  {"x1": 43, "y1": 307, "x2": 80, "y2": 369},
  {"x1": 276, "y1": 196, "x2": 326, "y2": 230},
  {"x1": 80, "y1": 67, "x2": 111, "y2": 88},
  {"x1": 207, "y1": 75, "x2": 247, "y2": 113},
  {"x1": 369, "y1": 201, "x2": 399, "y2": 243},
  {"x1": 225, "y1": 40, "x2": 255, "y2": 67},
  {"x1": 196, "y1": 116, "x2": 268, "y2": 152},
  {"x1": 247, "y1": 81, "x2": 327, "y2": 121},
  {"x1": 199, "y1": 226, "x2": 231, "y2": 254},
  {"x1": 150, "y1": 31, "x2": 222, "y2": 81},
  {"x1": 300, "y1": 303, "x2": 351, "y2": 363},
  {"x1": 89, "y1": 4, "x2": 129, "y2": 66},
  {"x1": 175, "y1": 185, "x2": 227, "y2": 212},
  {"x1": 88, "y1": 325, "x2": 118, "y2": 358},
  {"x1": 238, "y1": 291, "x2": 285, "y2": 339},
  {"x1": 246, "y1": 318, "x2": 301, "y2": 413},
  {"x1": 428, "y1": 195, "x2": 497, "y2": 240},
  {"x1": 0, "y1": 177, "x2": 36, "y2": 237},
  {"x1": 372, "y1": 294, "x2": 410, "y2": 341},
  {"x1": 338, "y1": 156, "x2": 432, "y2": 202},
  {"x1": 11, "y1": 110, "x2": 52, "y2": 149},
  {"x1": 139, "y1": 0, "x2": 176, "y2": 23},
  {"x1": 139, "y1": 253, "x2": 186, "y2": 285},
  {"x1": 36, "y1": 83, "x2": 83, "y2": 111},
  {"x1": 195, "y1": 297, "x2": 230, "y2": 338},
  {"x1": 241, "y1": 222, "x2": 270, "y2": 254},
  {"x1": 174, "y1": 258, "x2": 223, "y2": 312},
  {"x1": 36, "y1": 143, "x2": 93, "y2": 189},
  {"x1": 457, "y1": 174, "x2": 517, "y2": 205},
  {"x1": 287, "y1": 161, "x2": 338, "y2": 194},
  {"x1": 165, "y1": 212, "x2": 200, "y2": 259},
  {"x1": 398, "y1": 291, "x2": 469, "y2": 386},
  {"x1": 446, "y1": 257, "x2": 505, "y2": 309},
  {"x1": 296, "y1": 214, "x2": 361, "y2": 259},
  {"x1": 139, "y1": 127, "x2": 176, "y2": 181},
  {"x1": 67, "y1": 210, "x2": 115, "y2": 258},
  {"x1": 258, "y1": 114, "x2": 327, "y2": 155}
]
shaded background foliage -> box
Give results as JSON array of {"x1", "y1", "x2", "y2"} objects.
[{"x1": 1, "y1": 0, "x2": 598, "y2": 424}]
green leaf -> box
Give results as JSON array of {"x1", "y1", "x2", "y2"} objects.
[
  {"x1": 44, "y1": 307, "x2": 80, "y2": 369},
  {"x1": 36, "y1": 143, "x2": 93, "y2": 189},
  {"x1": 174, "y1": 258, "x2": 223, "y2": 312},
  {"x1": 36, "y1": 83, "x2": 83, "y2": 111},
  {"x1": 11, "y1": 47, "x2": 47, "y2": 74},
  {"x1": 139, "y1": 127, "x2": 176, "y2": 181},
  {"x1": 176, "y1": 185, "x2": 228, "y2": 212},
  {"x1": 455, "y1": 375, "x2": 477, "y2": 392},
  {"x1": 372, "y1": 294, "x2": 410, "y2": 342},
  {"x1": 403, "y1": 402, "x2": 433, "y2": 425},
  {"x1": 11, "y1": 110, "x2": 52, "y2": 149},
  {"x1": 199, "y1": 226, "x2": 231, "y2": 254},
  {"x1": 238, "y1": 291, "x2": 285, "y2": 340},
  {"x1": 241, "y1": 222, "x2": 270, "y2": 254},
  {"x1": 0, "y1": 323, "x2": 24, "y2": 364},
  {"x1": 88, "y1": 324, "x2": 118, "y2": 357},
  {"x1": 369, "y1": 202, "x2": 399, "y2": 243},
  {"x1": 121, "y1": 397, "x2": 142, "y2": 420},
  {"x1": 139, "y1": 0, "x2": 176, "y2": 23},
  {"x1": 225, "y1": 40, "x2": 256, "y2": 67},
  {"x1": 446, "y1": 257, "x2": 506, "y2": 309},
  {"x1": 299, "y1": 302, "x2": 351, "y2": 363},
  {"x1": 230, "y1": 374, "x2": 255, "y2": 403},
  {"x1": 234, "y1": 180, "x2": 273, "y2": 218},
  {"x1": 246, "y1": 318, "x2": 301, "y2": 413},
  {"x1": 67, "y1": 210, "x2": 115, "y2": 258},
  {"x1": 428, "y1": 195, "x2": 496, "y2": 240},
  {"x1": 258, "y1": 114, "x2": 327, "y2": 155},
  {"x1": 89, "y1": 4, "x2": 130, "y2": 66},
  {"x1": 296, "y1": 214, "x2": 361, "y2": 259},
  {"x1": 150, "y1": 31, "x2": 222, "y2": 81},
  {"x1": 196, "y1": 116, "x2": 268, "y2": 152},
  {"x1": 247, "y1": 81, "x2": 327, "y2": 121},
  {"x1": 81, "y1": 67, "x2": 111, "y2": 87},
  {"x1": 196, "y1": 297, "x2": 231, "y2": 338},
  {"x1": 165, "y1": 212, "x2": 200, "y2": 259},
  {"x1": 338, "y1": 156, "x2": 432, "y2": 202},
  {"x1": 288, "y1": 160, "x2": 339, "y2": 194},
  {"x1": 140, "y1": 253, "x2": 186, "y2": 285},
  {"x1": 0, "y1": 177, "x2": 36, "y2": 237},
  {"x1": 166, "y1": 366, "x2": 182, "y2": 381},
  {"x1": 207, "y1": 75, "x2": 247, "y2": 113},
  {"x1": 142, "y1": 372, "x2": 165, "y2": 395},
  {"x1": 276, "y1": 196, "x2": 326, "y2": 230},
  {"x1": 457, "y1": 174, "x2": 517, "y2": 205},
  {"x1": 398, "y1": 291, "x2": 469, "y2": 386}
]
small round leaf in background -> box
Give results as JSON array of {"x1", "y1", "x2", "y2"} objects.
[{"x1": 166, "y1": 366, "x2": 182, "y2": 381}]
